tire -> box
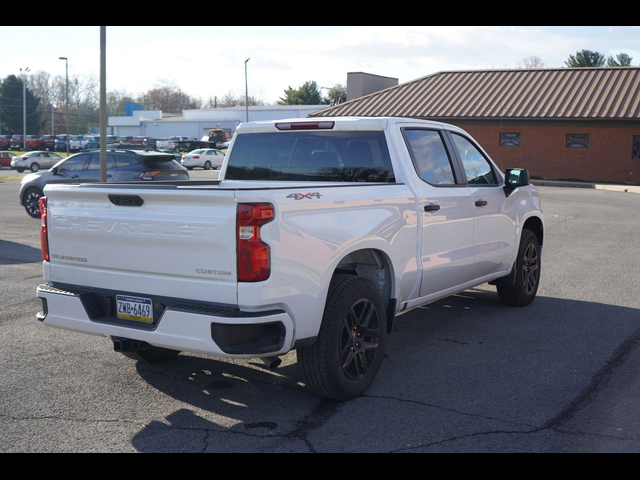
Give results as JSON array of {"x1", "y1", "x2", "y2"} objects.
[
  {"x1": 16, "y1": 169, "x2": 24, "y2": 173},
  {"x1": 23, "y1": 187, "x2": 43, "y2": 218},
  {"x1": 30, "y1": 163, "x2": 40, "y2": 172},
  {"x1": 204, "y1": 161, "x2": 212, "y2": 170},
  {"x1": 121, "y1": 345, "x2": 180, "y2": 363},
  {"x1": 298, "y1": 274, "x2": 387, "y2": 401},
  {"x1": 497, "y1": 229, "x2": 541, "y2": 306}
]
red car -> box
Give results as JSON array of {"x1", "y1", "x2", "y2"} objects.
[
  {"x1": 0, "y1": 135, "x2": 11, "y2": 150},
  {"x1": 0, "y1": 152, "x2": 14, "y2": 168}
]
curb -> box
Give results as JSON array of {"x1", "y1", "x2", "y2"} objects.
[{"x1": 532, "y1": 180, "x2": 640, "y2": 195}]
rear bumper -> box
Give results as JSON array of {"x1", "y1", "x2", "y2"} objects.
[{"x1": 36, "y1": 284, "x2": 294, "y2": 358}]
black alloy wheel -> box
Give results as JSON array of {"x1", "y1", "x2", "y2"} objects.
[
  {"x1": 340, "y1": 298, "x2": 382, "y2": 382},
  {"x1": 24, "y1": 188, "x2": 43, "y2": 218},
  {"x1": 298, "y1": 274, "x2": 388, "y2": 400},
  {"x1": 497, "y1": 229, "x2": 541, "y2": 306},
  {"x1": 522, "y1": 242, "x2": 539, "y2": 295}
]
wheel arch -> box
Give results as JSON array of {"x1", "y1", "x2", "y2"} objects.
[
  {"x1": 522, "y1": 215, "x2": 544, "y2": 247},
  {"x1": 331, "y1": 247, "x2": 397, "y2": 333}
]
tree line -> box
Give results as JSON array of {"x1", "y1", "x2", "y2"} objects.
[
  {"x1": 520, "y1": 50, "x2": 635, "y2": 69},
  {"x1": 1, "y1": 48, "x2": 634, "y2": 136},
  {"x1": 0, "y1": 71, "x2": 340, "y2": 136}
]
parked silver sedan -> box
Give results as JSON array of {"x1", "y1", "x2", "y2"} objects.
[{"x1": 10, "y1": 151, "x2": 64, "y2": 173}]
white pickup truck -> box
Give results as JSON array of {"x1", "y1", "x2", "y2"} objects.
[{"x1": 35, "y1": 117, "x2": 544, "y2": 400}]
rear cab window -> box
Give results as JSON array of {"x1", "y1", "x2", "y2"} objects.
[{"x1": 224, "y1": 131, "x2": 395, "y2": 183}]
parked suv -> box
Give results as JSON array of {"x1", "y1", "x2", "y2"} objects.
[{"x1": 19, "y1": 148, "x2": 190, "y2": 217}]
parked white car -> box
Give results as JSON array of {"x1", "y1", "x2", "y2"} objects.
[
  {"x1": 36, "y1": 117, "x2": 544, "y2": 400},
  {"x1": 10, "y1": 151, "x2": 64, "y2": 173},
  {"x1": 181, "y1": 149, "x2": 225, "y2": 170}
]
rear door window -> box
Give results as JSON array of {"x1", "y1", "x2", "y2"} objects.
[
  {"x1": 87, "y1": 154, "x2": 117, "y2": 170},
  {"x1": 403, "y1": 129, "x2": 457, "y2": 186}
]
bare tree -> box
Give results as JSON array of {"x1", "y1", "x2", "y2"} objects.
[{"x1": 518, "y1": 56, "x2": 546, "y2": 69}]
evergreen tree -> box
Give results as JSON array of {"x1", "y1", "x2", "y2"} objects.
[
  {"x1": 565, "y1": 50, "x2": 606, "y2": 68},
  {"x1": 607, "y1": 53, "x2": 633, "y2": 67},
  {"x1": 0, "y1": 75, "x2": 43, "y2": 135},
  {"x1": 278, "y1": 81, "x2": 329, "y2": 105}
]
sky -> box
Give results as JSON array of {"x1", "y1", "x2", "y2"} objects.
[{"x1": 2, "y1": 26, "x2": 640, "y2": 105}]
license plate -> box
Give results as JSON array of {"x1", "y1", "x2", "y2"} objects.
[{"x1": 116, "y1": 295, "x2": 153, "y2": 324}]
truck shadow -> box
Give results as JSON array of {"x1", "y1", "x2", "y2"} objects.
[
  {"x1": 0, "y1": 239, "x2": 42, "y2": 265},
  {"x1": 130, "y1": 289, "x2": 640, "y2": 452}
]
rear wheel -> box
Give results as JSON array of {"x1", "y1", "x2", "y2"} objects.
[
  {"x1": 298, "y1": 275, "x2": 387, "y2": 401},
  {"x1": 497, "y1": 229, "x2": 541, "y2": 306},
  {"x1": 204, "y1": 161, "x2": 212, "y2": 170},
  {"x1": 30, "y1": 163, "x2": 39, "y2": 172}
]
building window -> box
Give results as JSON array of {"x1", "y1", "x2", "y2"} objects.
[
  {"x1": 566, "y1": 134, "x2": 589, "y2": 149},
  {"x1": 633, "y1": 136, "x2": 640, "y2": 160},
  {"x1": 500, "y1": 133, "x2": 521, "y2": 147}
]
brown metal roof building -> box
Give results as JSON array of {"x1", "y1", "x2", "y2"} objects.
[{"x1": 311, "y1": 67, "x2": 640, "y2": 184}]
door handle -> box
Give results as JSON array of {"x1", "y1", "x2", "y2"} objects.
[
  {"x1": 475, "y1": 200, "x2": 488, "y2": 207},
  {"x1": 424, "y1": 204, "x2": 441, "y2": 212}
]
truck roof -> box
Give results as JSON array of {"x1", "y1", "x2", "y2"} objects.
[{"x1": 235, "y1": 116, "x2": 464, "y2": 134}]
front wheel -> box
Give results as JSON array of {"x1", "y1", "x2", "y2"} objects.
[
  {"x1": 298, "y1": 275, "x2": 387, "y2": 401},
  {"x1": 23, "y1": 187, "x2": 43, "y2": 218},
  {"x1": 497, "y1": 230, "x2": 541, "y2": 306},
  {"x1": 30, "y1": 163, "x2": 40, "y2": 172}
]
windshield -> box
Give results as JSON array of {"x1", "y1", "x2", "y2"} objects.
[{"x1": 225, "y1": 131, "x2": 395, "y2": 183}]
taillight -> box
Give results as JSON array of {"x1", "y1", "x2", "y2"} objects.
[
  {"x1": 237, "y1": 203, "x2": 275, "y2": 282},
  {"x1": 40, "y1": 197, "x2": 50, "y2": 261},
  {"x1": 138, "y1": 171, "x2": 161, "y2": 181}
]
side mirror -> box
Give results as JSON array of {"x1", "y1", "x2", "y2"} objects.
[{"x1": 503, "y1": 168, "x2": 530, "y2": 197}]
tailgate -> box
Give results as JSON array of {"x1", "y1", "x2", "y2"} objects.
[{"x1": 44, "y1": 184, "x2": 238, "y2": 305}]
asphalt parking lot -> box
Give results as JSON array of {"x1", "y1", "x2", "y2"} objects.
[{"x1": 1, "y1": 174, "x2": 640, "y2": 453}]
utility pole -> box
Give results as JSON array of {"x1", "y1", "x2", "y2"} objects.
[
  {"x1": 245, "y1": 58, "x2": 250, "y2": 123},
  {"x1": 100, "y1": 26, "x2": 107, "y2": 182},
  {"x1": 20, "y1": 67, "x2": 30, "y2": 150},
  {"x1": 59, "y1": 57, "x2": 69, "y2": 156}
]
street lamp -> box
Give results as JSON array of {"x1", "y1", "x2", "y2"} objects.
[
  {"x1": 59, "y1": 57, "x2": 69, "y2": 156},
  {"x1": 20, "y1": 67, "x2": 30, "y2": 150},
  {"x1": 245, "y1": 58, "x2": 250, "y2": 122}
]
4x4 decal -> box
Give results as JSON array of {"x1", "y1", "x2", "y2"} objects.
[{"x1": 287, "y1": 192, "x2": 322, "y2": 201}]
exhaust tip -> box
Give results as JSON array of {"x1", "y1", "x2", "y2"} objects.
[{"x1": 260, "y1": 356, "x2": 282, "y2": 369}]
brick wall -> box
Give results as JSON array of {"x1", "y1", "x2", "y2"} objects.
[{"x1": 456, "y1": 123, "x2": 640, "y2": 184}]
